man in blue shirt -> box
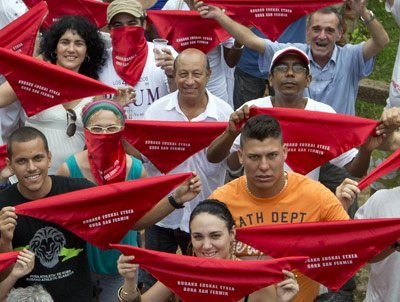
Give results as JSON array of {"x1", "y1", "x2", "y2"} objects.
[{"x1": 196, "y1": 0, "x2": 389, "y2": 116}]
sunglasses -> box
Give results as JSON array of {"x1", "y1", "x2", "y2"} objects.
[{"x1": 66, "y1": 109, "x2": 77, "y2": 137}]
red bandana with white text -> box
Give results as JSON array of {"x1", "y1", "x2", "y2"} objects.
[
  {"x1": 15, "y1": 173, "x2": 192, "y2": 249},
  {"x1": 235, "y1": 218, "x2": 400, "y2": 291},
  {"x1": 358, "y1": 147, "x2": 400, "y2": 190},
  {"x1": 0, "y1": 144, "x2": 7, "y2": 171},
  {"x1": 204, "y1": 0, "x2": 342, "y2": 41},
  {"x1": 85, "y1": 129, "x2": 127, "y2": 185},
  {"x1": 147, "y1": 11, "x2": 246, "y2": 54},
  {"x1": 122, "y1": 120, "x2": 227, "y2": 174},
  {"x1": 0, "y1": 252, "x2": 19, "y2": 273},
  {"x1": 111, "y1": 26, "x2": 148, "y2": 87},
  {"x1": 0, "y1": 1, "x2": 47, "y2": 56},
  {"x1": 22, "y1": 0, "x2": 108, "y2": 29},
  {"x1": 111, "y1": 244, "x2": 308, "y2": 302},
  {"x1": 0, "y1": 48, "x2": 118, "y2": 116},
  {"x1": 235, "y1": 107, "x2": 379, "y2": 175}
]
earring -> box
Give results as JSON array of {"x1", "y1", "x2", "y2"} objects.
[
  {"x1": 85, "y1": 55, "x2": 90, "y2": 62},
  {"x1": 230, "y1": 241, "x2": 237, "y2": 260}
]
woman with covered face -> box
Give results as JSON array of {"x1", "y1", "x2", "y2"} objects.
[{"x1": 117, "y1": 199, "x2": 299, "y2": 302}]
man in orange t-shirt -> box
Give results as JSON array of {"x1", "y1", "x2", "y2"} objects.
[{"x1": 209, "y1": 114, "x2": 349, "y2": 302}]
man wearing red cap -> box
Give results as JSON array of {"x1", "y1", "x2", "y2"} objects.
[{"x1": 99, "y1": 0, "x2": 178, "y2": 120}]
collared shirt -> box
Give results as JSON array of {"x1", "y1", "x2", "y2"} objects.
[
  {"x1": 143, "y1": 89, "x2": 233, "y2": 232},
  {"x1": 259, "y1": 41, "x2": 374, "y2": 115}
]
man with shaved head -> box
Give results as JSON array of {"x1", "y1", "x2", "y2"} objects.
[{"x1": 140, "y1": 48, "x2": 233, "y2": 290}]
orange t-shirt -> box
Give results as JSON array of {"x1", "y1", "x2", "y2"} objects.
[{"x1": 209, "y1": 172, "x2": 349, "y2": 302}]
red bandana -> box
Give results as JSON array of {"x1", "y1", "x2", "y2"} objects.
[
  {"x1": 204, "y1": 0, "x2": 342, "y2": 41},
  {"x1": 235, "y1": 107, "x2": 379, "y2": 175},
  {"x1": 0, "y1": 48, "x2": 118, "y2": 117},
  {"x1": 122, "y1": 120, "x2": 227, "y2": 174},
  {"x1": 15, "y1": 173, "x2": 192, "y2": 249},
  {"x1": 147, "y1": 11, "x2": 246, "y2": 54},
  {"x1": 111, "y1": 26, "x2": 149, "y2": 87},
  {"x1": 85, "y1": 129, "x2": 127, "y2": 185},
  {"x1": 111, "y1": 244, "x2": 308, "y2": 302},
  {"x1": 0, "y1": 1, "x2": 47, "y2": 56},
  {"x1": 22, "y1": 0, "x2": 108, "y2": 29},
  {"x1": 358, "y1": 147, "x2": 400, "y2": 191},
  {"x1": 235, "y1": 218, "x2": 400, "y2": 291},
  {"x1": 0, "y1": 144, "x2": 7, "y2": 171},
  {"x1": 0, "y1": 251, "x2": 19, "y2": 273}
]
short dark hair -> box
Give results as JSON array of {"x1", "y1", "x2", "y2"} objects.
[
  {"x1": 307, "y1": 6, "x2": 343, "y2": 33},
  {"x1": 240, "y1": 115, "x2": 283, "y2": 148},
  {"x1": 7, "y1": 127, "x2": 49, "y2": 159},
  {"x1": 39, "y1": 15, "x2": 106, "y2": 80},
  {"x1": 189, "y1": 199, "x2": 235, "y2": 233}
]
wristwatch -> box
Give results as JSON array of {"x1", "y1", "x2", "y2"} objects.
[
  {"x1": 360, "y1": 10, "x2": 375, "y2": 24},
  {"x1": 168, "y1": 194, "x2": 184, "y2": 209}
]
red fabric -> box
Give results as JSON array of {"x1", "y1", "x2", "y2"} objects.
[
  {"x1": 111, "y1": 244, "x2": 308, "y2": 302},
  {"x1": 22, "y1": 0, "x2": 108, "y2": 29},
  {"x1": 204, "y1": 0, "x2": 342, "y2": 41},
  {"x1": 15, "y1": 173, "x2": 192, "y2": 250},
  {"x1": 84, "y1": 129, "x2": 127, "y2": 185},
  {"x1": 0, "y1": 1, "x2": 47, "y2": 56},
  {"x1": 0, "y1": 144, "x2": 7, "y2": 171},
  {"x1": 235, "y1": 218, "x2": 400, "y2": 291},
  {"x1": 358, "y1": 147, "x2": 400, "y2": 191},
  {"x1": 0, "y1": 47, "x2": 118, "y2": 117},
  {"x1": 235, "y1": 107, "x2": 379, "y2": 175},
  {"x1": 110, "y1": 26, "x2": 149, "y2": 87},
  {"x1": 0, "y1": 251, "x2": 19, "y2": 273},
  {"x1": 147, "y1": 11, "x2": 244, "y2": 54},
  {"x1": 122, "y1": 120, "x2": 227, "y2": 174}
]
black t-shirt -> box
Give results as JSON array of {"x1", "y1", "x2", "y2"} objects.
[{"x1": 0, "y1": 175, "x2": 95, "y2": 302}]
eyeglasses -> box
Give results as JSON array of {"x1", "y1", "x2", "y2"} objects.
[
  {"x1": 66, "y1": 109, "x2": 77, "y2": 137},
  {"x1": 86, "y1": 125, "x2": 124, "y2": 134},
  {"x1": 274, "y1": 64, "x2": 307, "y2": 74}
]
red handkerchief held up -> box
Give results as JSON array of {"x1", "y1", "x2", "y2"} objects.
[
  {"x1": 22, "y1": 0, "x2": 108, "y2": 29},
  {"x1": 236, "y1": 218, "x2": 400, "y2": 291},
  {"x1": 123, "y1": 121, "x2": 228, "y2": 174},
  {"x1": 358, "y1": 147, "x2": 400, "y2": 191},
  {"x1": 235, "y1": 107, "x2": 379, "y2": 175},
  {"x1": 204, "y1": 0, "x2": 342, "y2": 41},
  {"x1": 0, "y1": 144, "x2": 7, "y2": 171},
  {"x1": 0, "y1": 251, "x2": 19, "y2": 273},
  {"x1": 148, "y1": 11, "x2": 232, "y2": 54},
  {"x1": 0, "y1": 1, "x2": 47, "y2": 56},
  {"x1": 15, "y1": 173, "x2": 193, "y2": 250},
  {"x1": 0, "y1": 47, "x2": 118, "y2": 117},
  {"x1": 111, "y1": 244, "x2": 308, "y2": 302}
]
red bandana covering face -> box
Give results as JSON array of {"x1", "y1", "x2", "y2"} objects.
[
  {"x1": 122, "y1": 120, "x2": 227, "y2": 174},
  {"x1": 15, "y1": 173, "x2": 192, "y2": 249},
  {"x1": 235, "y1": 218, "x2": 400, "y2": 291},
  {"x1": 84, "y1": 129, "x2": 127, "y2": 185},
  {"x1": 203, "y1": 0, "x2": 342, "y2": 41},
  {"x1": 0, "y1": 1, "x2": 47, "y2": 56},
  {"x1": 147, "y1": 11, "x2": 248, "y2": 54},
  {"x1": 111, "y1": 244, "x2": 308, "y2": 302},
  {"x1": 0, "y1": 251, "x2": 19, "y2": 273},
  {"x1": 111, "y1": 26, "x2": 149, "y2": 87},
  {"x1": 22, "y1": 0, "x2": 108, "y2": 29},
  {"x1": 358, "y1": 147, "x2": 400, "y2": 190},
  {"x1": 0, "y1": 48, "x2": 118, "y2": 116},
  {"x1": 235, "y1": 107, "x2": 379, "y2": 175}
]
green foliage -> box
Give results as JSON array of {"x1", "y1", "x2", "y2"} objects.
[{"x1": 355, "y1": 99, "x2": 384, "y2": 120}]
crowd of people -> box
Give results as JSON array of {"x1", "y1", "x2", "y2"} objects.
[{"x1": 0, "y1": 0, "x2": 399, "y2": 301}]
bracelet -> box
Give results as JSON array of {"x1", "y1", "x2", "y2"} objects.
[
  {"x1": 0, "y1": 179, "x2": 11, "y2": 189},
  {"x1": 360, "y1": 10, "x2": 375, "y2": 24},
  {"x1": 118, "y1": 286, "x2": 141, "y2": 302},
  {"x1": 168, "y1": 194, "x2": 184, "y2": 209}
]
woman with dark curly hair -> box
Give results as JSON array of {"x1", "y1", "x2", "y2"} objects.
[{"x1": 0, "y1": 16, "x2": 131, "y2": 174}]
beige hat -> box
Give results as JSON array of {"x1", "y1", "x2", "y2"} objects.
[{"x1": 107, "y1": 0, "x2": 145, "y2": 24}]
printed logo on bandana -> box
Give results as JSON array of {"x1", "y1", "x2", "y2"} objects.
[
  {"x1": 82, "y1": 209, "x2": 135, "y2": 229},
  {"x1": 145, "y1": 140, "x2": 191, "y2": 152},
  {"x1": 175, "y1": 36, "x2": 213, "y2": 48},
  {"x1": 176, "y1": 280, "x2": 236, "y2": 296},
  {"x1": 305, "y1": 254, "x2": 359, "y2": 269},
  {"x1": 10, "y1": 43, "x2": 24, "y2": 53},
  {"x1": 18, "y1": 80, "x2": 61, "y2": 99},
  {"x1": 286, "y1": 142, "x2": 330, "y2": 156},
  {"x1": 249, "y1": 7, "x2": 293, "y2": 18}
]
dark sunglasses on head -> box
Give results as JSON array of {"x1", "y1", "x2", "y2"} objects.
[{"x1": 66, "y1": 109, "x2": 77, "y2": 137}]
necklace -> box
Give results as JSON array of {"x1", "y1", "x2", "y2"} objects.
[{"x1": 245, "y1": 172, "x2": 288, "y2": 196}]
